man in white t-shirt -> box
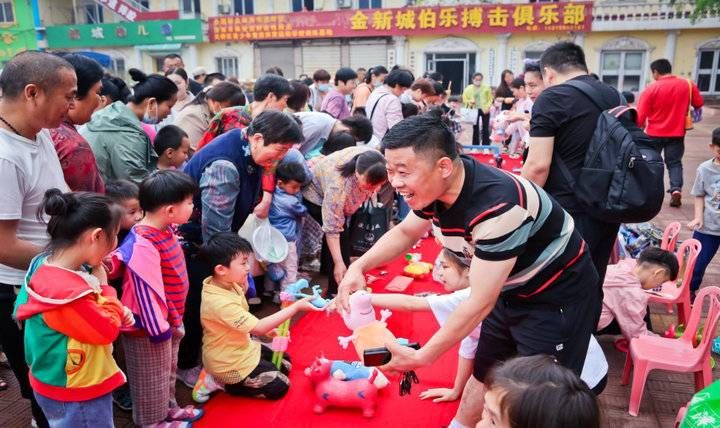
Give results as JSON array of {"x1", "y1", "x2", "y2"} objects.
[{"x1": 0, "y1": 51, "x2": 76, "y2": 427}]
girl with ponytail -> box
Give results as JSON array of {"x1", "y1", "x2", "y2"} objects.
[
  {"x1": 14, "y1": 189, "x2": 134, "y2": 427},
  {"x1": 82, "y1": 68, "x2": 178, "y2": 183}
]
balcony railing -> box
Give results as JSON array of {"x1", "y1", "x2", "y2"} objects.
[{"x1": 592, "y1": 1, "x2": 719, "y2": 30}]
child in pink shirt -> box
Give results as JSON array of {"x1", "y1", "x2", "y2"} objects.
[{"x1": 597, "y1": 247, "x2": 678, "y2": 340}]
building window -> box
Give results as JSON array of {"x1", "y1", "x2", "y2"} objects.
[
  {"x1": 524, "y1": 51, "x2": 543, "y2": 60},
  {"x1": 139, "y1": 0, "x2": 150, "y2": 7},
  {"x1": 600, "y1": 51, "x2": 644, "y2": 92},
  {"x1": 234, "y1": 0, "x2": 253, "y2": 14},
  {"x1": 180, "y1": 0, "x2": 201, "y2": 15},
  {"x1": 216, "y1": 57, "x2": 239, "y2": 78},
  {"x1": 109, "y1": 57, "x2": 126, "y2": 79},
  {"x1": 696, "y1": 49, "x2": 720, "y2": 94},
  {"x1": 84, "y1": 4, "x2": 104, "y2": 24},
  {"x1": 358, "y1": 0, "x2": 382, "y2": 8},
  {"x1": 0, "y1": 2, "x2": 14, "y2": 23},
  {"x1": 292, "y1": 0, "x2": 314, "y2": 12}
]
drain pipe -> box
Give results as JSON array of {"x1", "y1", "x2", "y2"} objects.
[{"x1": 30, "y1": 0, "x2": 46, "y2": 50}]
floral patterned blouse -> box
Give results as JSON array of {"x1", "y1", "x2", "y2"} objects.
[
  {"x1": 50, "y1": 120, "x2": 105, "y2": 193},
  {"x1": 303, "y1": 146, "x2": 375, "y2": 237}
]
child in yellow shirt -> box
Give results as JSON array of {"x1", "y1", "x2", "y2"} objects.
[{"x1": 193, "y1": 232, "x2": 319, "y2": 402}]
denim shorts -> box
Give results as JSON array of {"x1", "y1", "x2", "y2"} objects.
[{"x1": 34, "y1": 392, "x2": 113, "y2": 428}]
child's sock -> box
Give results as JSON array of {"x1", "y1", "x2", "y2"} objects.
[
  {"x1": 448, "y1": 419, "x2": 469, "y2": 428},
  {"x1": 192, "y1": 369, "x2": 224, "y2": 403}
]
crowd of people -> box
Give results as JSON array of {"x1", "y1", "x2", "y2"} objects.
[{"x1": 0, "y1": 40, "x2": 715, "y2": 428}]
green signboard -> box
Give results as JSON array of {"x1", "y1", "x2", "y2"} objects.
[
  {"x1": 45, "y1": 19, "x2": 203, "y2": 49},
  {"x1": 0, "y1": 0, "x2": 38, "y2": 62}
]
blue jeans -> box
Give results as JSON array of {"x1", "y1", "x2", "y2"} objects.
[
  {"x1": 34, "y1": 392, "x2": 113, "y2": 428},
  {"x1": 652, "y1": 136, "x2": 685, "y2": 193},
  {"x1": 690, "y1": 230, "x2": 720, "y2": 292}
]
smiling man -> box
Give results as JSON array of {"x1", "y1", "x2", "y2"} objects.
[{"x1": 337, "y1": 112, "x2": 599, "y2": 427}]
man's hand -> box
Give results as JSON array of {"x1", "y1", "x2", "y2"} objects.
[
  {"x1": 336, "y1": 265, "x2": 367, "y2": 313},
  {"x1": 380, "y1": 340, "x2": 429, "y2": 375},
  {"x1": 419, "y1": 387, "x2": 460, "y2": 403}
]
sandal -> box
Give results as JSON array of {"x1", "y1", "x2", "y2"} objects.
[
  {"x1": 167, "y1": 405, "x2": 204, "y2": 422},
  {"x1": 0, "y1": 376, "x2": 8, "y2": 391}
]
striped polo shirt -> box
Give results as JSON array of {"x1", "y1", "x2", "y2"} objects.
[
  {"x1": 134, "y1": 225, "x2": 189, "y2": 327},
  {"x1": 414, "y1": 156, "x2": 589, "y2": 300}
]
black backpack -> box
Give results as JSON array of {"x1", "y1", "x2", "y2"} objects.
[{"x1": 555, "y1": 79, "x2": 665, "y2": 224}]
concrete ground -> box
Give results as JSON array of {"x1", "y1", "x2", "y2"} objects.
[{"x1": 1, "y1": 108, "x2": 719, "y2": 427}]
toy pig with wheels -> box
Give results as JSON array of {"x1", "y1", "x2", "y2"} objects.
[{"x1": 305, "y1": 356, "x2": 379, "y2": 418}]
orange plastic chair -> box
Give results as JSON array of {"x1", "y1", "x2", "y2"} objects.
[
  {"x1": 621, "y1": 286, "x2": 720, "y2": 416},
  {"x1": 647, "y1": 238, "x2": 702, "y2": 326},
  {"x1": 661, "y1": 221, "x2": 682, "y2": 252}
]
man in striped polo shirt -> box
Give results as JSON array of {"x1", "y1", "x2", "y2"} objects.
[{"x1": 337, "y1": 113, "x2": 599, "y2": 427}]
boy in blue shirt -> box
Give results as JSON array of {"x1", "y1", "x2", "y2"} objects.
[{"x1": 267, "y1": 160, "x2": 308, "y2": 302}]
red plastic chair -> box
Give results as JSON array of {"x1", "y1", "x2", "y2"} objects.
[
  {"x1": 659, "y1": 221, "x2": 682, "y2": 314},
  {"x1": 674, "y1": 403, "x2": 688, "y2": 428},
  {"x1": 647, "y1": 239, "x2": 702, "y2": 326},
  {"x1": 621, "y1": 286, "x2": 720, "y2": 416},
  {"x1": 661, "y1": 221, "x2": 682, "y2": 252}
]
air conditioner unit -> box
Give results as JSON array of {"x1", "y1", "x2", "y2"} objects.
[
  {"x1": 218, "y1": 3, "x2": 231, "y2": 15},
  {"x1": 336, "y1": 0, "x2": 353, "y2": 9}
]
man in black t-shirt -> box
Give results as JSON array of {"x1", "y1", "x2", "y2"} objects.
[
  {"x1": 523, "y1": 41, "x2": 622, "y2": 285},
  {"x1": 336, "y1": 113, "x2": 598, "y2": 427}
]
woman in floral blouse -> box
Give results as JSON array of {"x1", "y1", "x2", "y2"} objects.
[
  {"x1": 303, "y1": 146, "x2": 388, "y2": 296},
  {"x1": 49, "y1": 53, "x2": 105, "y2": 193}
]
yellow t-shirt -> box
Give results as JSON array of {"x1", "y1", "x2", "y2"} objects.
[{"x1": 200, "y1": 277, "x2": 261, "y2": 384}]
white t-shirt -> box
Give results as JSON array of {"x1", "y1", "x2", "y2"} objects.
[
  {"x1": 0, "y1": 128, "x2": 68, "y2": 285},
  {"x1": 295, "y1": 112, "x2": 337, "y2": 156},
  {"x1": 426, "y1": 288, "x2": 481, "y2": 359}
]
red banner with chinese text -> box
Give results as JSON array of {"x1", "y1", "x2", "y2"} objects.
[{"x1": 208, "y1": 3, "x2": 592, "y2": 42}]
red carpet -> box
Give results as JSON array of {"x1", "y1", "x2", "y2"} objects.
[{"x1": 196, "y1": 239, "x2": 460, "y2": 427}]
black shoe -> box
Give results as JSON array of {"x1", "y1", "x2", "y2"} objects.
[
  {"x1": 670, "y1": 191, "x2": 682, "y2": 207},
  {"x1": 112, "y1": 386, "x2": 133, "y2": 411}
]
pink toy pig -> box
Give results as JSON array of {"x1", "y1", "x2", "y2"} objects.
[
  {"x1": 304, "y1": 356, "x2": 379, "y2": 418},
  {"x1": 340, "y1": 290, "x2": 392, "y2": 332}
]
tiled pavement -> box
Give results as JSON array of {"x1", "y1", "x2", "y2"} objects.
[{"x1": 2, "y1": 108, "x2": 719, "y2": 427}]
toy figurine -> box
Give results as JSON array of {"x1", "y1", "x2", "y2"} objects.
[
  {"x1": 272, "y1": 279, "x2": 329, "y2": 368},
  {"x1": 330, "y1": 360, "x2": 389, "y2": 389},
  {"x1": 338, "y1": 290, "x2": 397, "y2": 360},
  {"x1": 281, "y1": 278, "x2": 330, "y2": 309},
  {"x1": 403, "y1": 253, "x2": 433, "y2": 279},
  {"x1": 305, "y1": 357, "x2": 379, "y2": 418}
]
